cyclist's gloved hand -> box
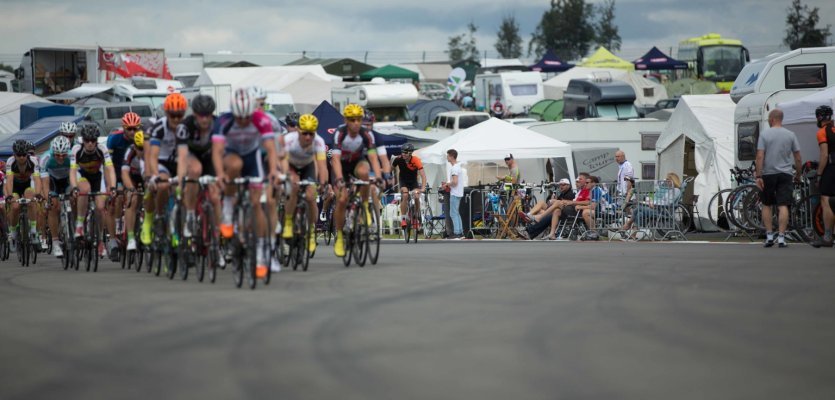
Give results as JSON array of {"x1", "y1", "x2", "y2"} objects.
[
  {"x1": 71, "y1": 187, "x2": 79, "y2": 197},
  {"x1": 33, "y1": 193, "x2": 44, "y2": 202},
  {"x1": 336, "y1": 178, "x2": 345, "y2": 189}
]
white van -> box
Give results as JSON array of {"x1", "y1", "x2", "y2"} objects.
[
  {"x1": 428, "y1": 111, "x2": 490, "y2": 135},
  {"x1": 332, "y1": 82, "x2": 419, "y2": 129}
]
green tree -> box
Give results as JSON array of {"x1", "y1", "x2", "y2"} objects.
[
  {"x1": 0, "y1": 64, "x2": 14, "y2": 74},
  {"x1": 495, "y1": 15, "x2": 523, "y2": 59},
  {"x1": 784, "y1": 0, "x2": 831, "y2": 49},
  {"x1": 594, "y1": 0, "x2": 621, "y2": 51},
  {"x1": 529, "y1": 0, "x2": 596, "y2": 61},
  {"x1": 447, "y1": 23, "x2": 480, "y2": 63}
]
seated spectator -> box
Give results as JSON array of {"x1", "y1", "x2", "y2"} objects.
[
  {"x1": 575, "y1": 175, "x2": 610, "y2": 240},
  {"x1": 621, "y1": 172, "x2": 682, "y2": 238},
  {"x1": 518, "y1": 173, "x2": 590, "y2": 240}
]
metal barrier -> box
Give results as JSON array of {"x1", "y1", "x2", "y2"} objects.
[{"x1": 607, "y1": 179, "x2": 689, "y2": 241}]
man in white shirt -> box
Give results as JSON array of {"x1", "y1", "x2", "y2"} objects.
[
  {"x1": 615, "y1": 150, "x2": 634, "y2": 196},
  {"x1": 441, "y1": 149, "x2": 464, "y2": 239}
]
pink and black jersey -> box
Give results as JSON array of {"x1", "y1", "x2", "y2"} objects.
[{"x1": 212, "y1": 110, "x2": 274, "y2": 155}]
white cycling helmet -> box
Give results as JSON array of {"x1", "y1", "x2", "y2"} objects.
[
  {"x1": 59, "y1": 121, "x2": 77, "y2": 135},
  {"x1": 231, "y1": 87, "x2": 256, "y2": 118},
  {"x1": 249, "y1": 86, "x2": 267, "y2": 100},
  {"x1": 51, "y1": 135, "x2": 71, "y2": 155}
]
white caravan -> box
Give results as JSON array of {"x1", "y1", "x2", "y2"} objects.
[
  {"x1": 730, "y1": 46, "x2": 835, "y2": 104},
  {"x1": 331, "y1": 82, "x2": 419, "y2": 129},
  {"x1": 473, "y1": 71, "x2": 544, "y2": 117}
]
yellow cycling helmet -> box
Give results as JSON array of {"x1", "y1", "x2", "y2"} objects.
[
  {"x1": 342, "y1": 103, "x2": 364, "y2": 119},
  {"x1": 134, "y1": 130, "x2": 144, "y2": 148},
  {"x1": 298, "y1": 114, "x2": 319, "y2": 132}
]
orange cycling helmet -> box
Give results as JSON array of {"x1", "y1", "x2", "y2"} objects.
[
  {"x1": 163, "y1": 93, "x2": 188, "y2": 112},
  {"x1": 122, "y1": 112, "x2": 141, "y2": 127}
]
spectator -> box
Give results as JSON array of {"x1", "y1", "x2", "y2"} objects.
[
  {"x1": 519, "y1": 173, "x2": 590, "y2": 240},
  {"x1": 497, "y1": 154, "x2": 521, "y2": 187},
  {"x1": 462, "y1": 95, "x2": 474, "y2": 111},
  {"x1": 524, "y1": 178, "x2": 573, "y2": 223},
  {"x1": 441, "y1": 149, "x2": 464, "y2": 239},
  {"x1": 755, "y1": 108, "x2": 801, "y2": 248},
  {"x1": 575, "y1": 175, "x2": 610, "y2": 240},
  {"x1": 491, "y1": 97, "x2": 505, "y2": 119},
  {"x1": 615, "y1": 150, "x2": 634, "y2": 196},
  {"x1": 621, "y1": 172, "x2": 682, "y2": 239},
  {"x1": 812, "y1": 105, "x2": 835, "y2": 248}
]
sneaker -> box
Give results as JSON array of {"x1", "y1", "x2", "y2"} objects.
[
  {"x1": 220, "y1": 224, "x2": 234, "y2": 239},
  {"x1": 108, "y1": 239, "x2": 119, "y2": 261},
  {"x1": 763, "y1": 238, "x2": 774, "y2": 248},
  {"x1": 256, "y1": 264, "x2": 268, "y2": 279},
  {"x1": 810, "y1": 238, "x2": 834, "y2": 248},
  {"x1": 54, "y1": 242, "x2": 64, "y2": 258},
  {"x1": 270, "y1": 256, "x2": 282, "y2": 272},
  {"x1": 40, "y1": 235, "x2": 49, "y2": 250},
  {"x1": 126, "y1": 238, "x2": 137, "y2": 251},
  {"x1": 400, "y1": 219, "x2": 408, "y2": 228},
  {"x1": 334, "y1": 232, "x2": 346, "y2": 257}
]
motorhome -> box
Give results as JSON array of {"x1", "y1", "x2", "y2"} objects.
[
  {"x1": 112, "y1": 78, "x2": 184, "y2": 109},
  {"x1": 562, "y1": 79, "x2": 638, "y2": 120},
  {"x1": 0, "y1": 71, "x2": 15, "y2": 92},
  {"x1": 473, "y1": 71, "x2": 544, "y2": 117},
  {"x1": 527, "y1": 119, "x2": 666, "y2": 181},
  {"x1": 331, "y1": 82, "x2": 419, "y2": 129},
  {"x1": 730, "y1": 46, "x2": 835, "y2": 103}
]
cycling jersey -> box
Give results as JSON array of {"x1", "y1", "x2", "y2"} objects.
[
  {"x1": 149, "y1": 117, "x2": 179, "y2": 163},
  {"x1": 176, "y1": 115, "x2": 217, "y2": 156},
  {"x1": 213, "y1": 111, "x2": 275, "y2": 156},
  {"x1": 370, "y1": 130, "x2": 388, "y2": 157},
  {"x1": 393, "y1": 155, "x2": 423, "y2": 183},
  {"x1": 39, "y1": 151, "x2": 72, "y2": 180},
  {"x1": 5, "y1": 155, "x2": 40, "y2": 183},
  {"x1": 283, "y1": 131, "x2": 326, "y2": 169},
  {"x1": 70, "y1": 143, "x2": 112, "y2": 176},
  {"x1": 107, "y1": 130, "x2": 133, "y2": 177},
  {"x1": 122, "y1": 146, "x2": 144, "y2": 177},
  {"x1": 332, "y1": 125, "x2": 376, "y2": 163}
]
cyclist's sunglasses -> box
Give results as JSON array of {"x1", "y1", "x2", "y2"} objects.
[
  {"x1": 124, "y1": 126, "x2": 139, "y2": 131},
  {"x1": 346, "y1": 118, "x2": 361, "y2": 122},
  {"x1": 14, "y1": 152, "x2": 27, "y2": 157},
  {"x1": 402, "y1": 151, "x2": 412, "y2": 155},
  {"x1": 167, "y1": 112, "x2": 185, "y2": 119},
  {"x1": 300, "y1": 131, "x2": 315, "y2": 137}
]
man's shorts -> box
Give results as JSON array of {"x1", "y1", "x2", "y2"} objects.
[
  {"x1": 291, "y1": 162, "x2": 316, "y2": 182},
  {"x1": 341, "y1": 159, "x2": 369, "y2": 181},
  {"x1": 157, "y1": 160, "x2": 178, "y2": 177},
  {"x1": 400, "y1": 180, "x2": 420, "y2": 191},
  {"x1": 820, "y1": 164, "x2": 835, "y2": 197},
  {"x1": 50, "y1": 177, "x2": 70, "y2": 196},
  {"x1": 761, "y1": 173, "x2": 793, "y2": 206},
  {"x1": 79, "y1": 171, "x2": 103, "y2": 193},
  {"x1": 12, "y1": 179, "x2": 31, "y2": 197},
  {"x1": 228, "y1": 149, "x2": 264, "y2": 179}
]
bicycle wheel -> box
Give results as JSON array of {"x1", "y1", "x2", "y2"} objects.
[
  {"x1": 367, "y1": 205, "x2": 381, "y2": 265},
  {"x1": 342, "y1": 209, "x2": 354, "y2": 268},
  {"x1": 177, "y1": 206, "x2": 189, "y2": 281},
  {"x1": 411, "y1": 205, "x2": 419, "y2": 244},
  {"x1": 706, "y1": 189, "x2": 731, "y2": 231},
  {"x1": 403, "y1": 204, "x2": 412, "y2": 243},
  {"x1": 324, "y1": 204, "x2": 334, "y2": 246},
  {"x1": 353, "y1": 204, "x2": 368, "y2": 267},
  {"x1": 244, "y1": 205, "x2": 257, "y2": 290},
  {"x1": 19, "y1": 214, "x2": 30, "y2": 267},
  {"x1": 791, "y1": 194, "x2": 822, "y2": 243},
  {"x1": 91, "y1": 212, "x2": 99, "y2": 273},
  {"x1": 300, "y1": 214, "x2": 311, "y2": 272}
]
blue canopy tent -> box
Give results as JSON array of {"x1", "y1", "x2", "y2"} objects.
[
  {"x1": 0, "y1": 115, "x2": 84, "y2": 157},
  {"x1": 311, "y1": 101, "x2": 407, "y2": 156},
  {"x1": 633, "y1": 47, "x2": 688, "y2": 71},
  {"x1": 529, "y1": 50, "x2": 575, "y2": 73}
]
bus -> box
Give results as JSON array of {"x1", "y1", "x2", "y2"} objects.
[{"x1": 677, "y1": 33, "x2": 750, "y2": 93}]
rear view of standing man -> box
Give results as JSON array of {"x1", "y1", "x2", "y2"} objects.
[{"x1": 755, "y1": 108, "x2": 801, "y2": 248}]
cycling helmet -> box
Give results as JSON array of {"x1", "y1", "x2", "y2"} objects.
[
  {"x1": 231, "y1": 87, "x2": 256, "y2": 118},
  {"x1": 402, "y1": 143, "x2": 415, "y2": 153},
  {"x1": 342, "y1": 103, "x2": 364, "y2": 119},
  {"x1": 163, "y1": 93, "x2": 188, "y2": 112},
  {"x1": 59, "y1": 121, "x2": 77, "y2": 135},
  {"x1": 362, "y1": 110, "x2": 376, "y2": 124},
  {"x1": 12, "y1": 140, "x2": 29, "y2": 155},
  {"x1": 122, "y1": 112, "x2": 141, "y2": 128},
  {"x1": 25, "y1": 141, "x2": 35, "y2": 155},
  {"x1": 249, "y1": 86, "x2": 267, "y2": 100},
  {"x1": 51, "y1": 136, "x2": 71, "y2": 155},
  {"x1": 191, "y1": 94, "x2": 216, "y2": 115},
  {"x1": 284, "y1": 112, "x2": 300, "y2": 127},
  {"x1": 134, "y1": 130, "x2": 144, "y2": 148},
  {"x1": 298, "y1": 114, "x2": 319, "y2": 132},
  {"x1": 816, "y1": 105, "x2": 833, "y2": 127},
  {"x1": 80, "y1": 123, "x2": 100, "y2": 142}
]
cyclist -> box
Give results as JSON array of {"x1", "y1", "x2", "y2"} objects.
[
  {"x1": 107, "y1": 112, "x2": 142, "y2": 254},
  {"x1": 122, "y1": 131, "x2": 145, "y2": 252},
  {"x1": 175, "y1": 94, "x2": 219, "y2": 238},
  {"x1": 59, "y1": 121, "x2": 79, "y2": 144},
  {"x1": 284, "y1": 112, "x2": 300, "y2": 134},
  {"x1": 70, "y1": 124, "x2": 117, "y2": 258},
  {"x1": 392, "y1": 143, "x2": 427, "y2": 229},
  {"x1": 39, "y1": 136, "x2": 73, "y2": 257},
  {"x1": 142, "y1": 92, "x2": 187, "y2": 245},
  {"x1": 4, "y1": 140, "x2": 42, "y2": 250},
  {"x1": 213, "y1": 87, "x2": 280, "y2": 279},
  {"x1": 251, "y1": 86, "x2": 283, "y2": 133},
  {"x1": 362, "y1": 110, "x2": 394, "y2": 186},
  {"x1": 278, "y1": 114, "x2": 328, "y2": 253},
  {"x1": 812, "y1": 104, "x2": 835, "y2": 248},
  {"x1": 331, "y1": 103, "x2": 382, "y2": 257}
]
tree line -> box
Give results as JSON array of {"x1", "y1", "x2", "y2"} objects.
[{"x1": 449, "y1": 0, "x2": 831, "y2": 64}]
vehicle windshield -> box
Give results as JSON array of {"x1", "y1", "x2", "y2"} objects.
[
  {"x1": 369, "y1": 107, "x2": 410, "y2": 123},
  {"x1": 597, "y1": 103, "x2": 639, "y2": 120},
  {"x1": 74, "y1": 107, "x2": 90, "y2": 116},
  {"x1": 700, "y1": 45, "x2": 747, "y2": 82}
]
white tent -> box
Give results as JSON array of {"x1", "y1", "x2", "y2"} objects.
[
  {"x1": 655, "y1": 95, "x2": 736, "y2": 230},
  {"x1": 193, "y1": 66, "x2": 344, "y2": 113},
  {"x1": 0, "y1": 93, "x2": 50, "y2": 137},
  {"x1": 778, "y1": 86, "x2": 835, "y2": 125},
  {"x1": 543, "y1": 67, "x2": 627, "y2": 99},
  {"x1": 415, "y1": 118, "x2": 575, "y2": 193}
]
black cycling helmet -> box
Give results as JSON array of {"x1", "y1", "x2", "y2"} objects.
[
  {"x1": 363, "y1": 110, "x2": 376, "y2": 124},
  {"x1": 12, "y1": 139, "x2": 29, "y2": 156},
  {"x1": 402, "y1": 143, "x2": 415, "y2": 153},
  {"x1": 284, "y1": 112, "x2": 300, "y2": 128},
  {"x1": 816, "y1": 105, "x2": 833, "y2": 127},
  {"x1": 80, "y1": 123, "x2": 100, "y2": 142},
  {"x1": 191, "y1": 94, "x2": 216, "y2": 115}
]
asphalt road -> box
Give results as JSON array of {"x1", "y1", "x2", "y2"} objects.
[{"x1": 1, "y1": 240, "x2": 835, "y2": 400}]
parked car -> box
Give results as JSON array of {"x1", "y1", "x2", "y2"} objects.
[
  {"x1": 428, "y1": 111, "x2": 490, "y2": 135},
  {"x1": 74, "y1": 101, "x2": 155, "y2": 133}
]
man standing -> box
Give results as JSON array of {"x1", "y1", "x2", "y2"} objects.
[
  {"x1": 441, "y1": 149, "x2": 464, "y2": 239},
  {"x1": 497, "y1": 154, "x2": 521, "y2": 187},
  {"x1": 615, "y1": 150, "x2": 633, "y2": 197},
  {"x1": 812, "y1": 105, "x2": 835, "y2": 248},
  {"x1": 755, "y1": 108, "x2": 802, "y2": 248}
]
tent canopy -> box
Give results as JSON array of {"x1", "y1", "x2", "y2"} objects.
[
  {"x1": 777, "y1": 86, "x2": 835, "y2": 125},
  {"x1": 633, "y1": 47, "x2": 688, "y2": 70},
  {"x1": 529, "y1": 50, "x2": 575, "y2": 73},
  {"x1": 580, "y1": 47, "x2": 635, "y2": 71},
  {"x1": 0, "y1": 115, "x2": 83, "y2": 157},
  {"x1": 0, "y1": 93, "x2": 50, "y2": 137},
  {"x1": 656, "y1": 94, "x2": 736, "y2": 230},
  {"x1": 360, "y1": 65, "x2": 419, "y2": 82}
]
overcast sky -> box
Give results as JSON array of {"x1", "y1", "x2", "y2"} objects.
[{"x1": 1, "y1": 0, "x2": 833, "y2": 62}]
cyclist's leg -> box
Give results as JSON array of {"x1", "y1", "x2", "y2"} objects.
[
  {"x1": 413, "y1": 188, "x2": 421, "y2": 220},
  {"x1": 75, "y1": 177, "x2": 91, "y2": 237},
  {"x1": 399, "y1": 186, "x2": 409, "y2": 225},
  {"x1": 355, "y1": 161, "x2": 371, "y2": 203},
  {"x1": 283, "y1": 168, "x2": 300, "y2": 239},
  {"x1": 184, "y1": 155, "x2": 202, "y2": 212},
  {"x1": 125, "y1": 191, "x2": 139, "y2": 249},
  {"x1": 220, "y1": 153, "x2": 242, "y2": 238}
]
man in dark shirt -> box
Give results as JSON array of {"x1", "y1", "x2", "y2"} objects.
[{"x1": 520, "y1": 177, "x2": 578, "y2": 240}]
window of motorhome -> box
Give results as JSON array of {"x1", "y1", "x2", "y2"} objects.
[
  {"x1": 509, "y1": 84, "x2": 537, "y2": 96},
  {"x1": 369, "y1": 107, "x2": 408, "y2": 122},
  {"x1": 737, "y1": 122, "x2": 759, "y2": 161},
  {"x1": 75, "y1": 107, "x2": 89, "y2": 116},
  {"x1": 641, "y1": 163, "x2": 656, "y2": 180},
  {"x1": 107, "y1": 106, "x2": 131, "y2": 120},
  {"x1": 616, "y1": 104, "x2": 639, "y2": 119},
  {"x1": 785, "y1": 64, "x2": 826, "y2": 89},
  {"x1": 459, "y1": 115, "x2": 489, "y2": 129},
  {"x1": 641, "y1": 132, "x2": 661, "y2": 150},
  {"x1": 489, "y1": 83, "x2": 502, "y2": 99}
]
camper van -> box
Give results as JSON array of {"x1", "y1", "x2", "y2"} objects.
[
  {"x1": 730, "y1": 46, "x2": 835, "y2": 104},
  {"x1": 331, "y1": 82, "x2": 419, "y2": 128},
  {"x1": 473, "y1": 71, "x2": 544, "y2": 117},
  {"x1": 527, "y1": 119, "x2": 665, "y2": 180},
  {"x1": 112, "y1": 78, "x2": 184, "y2": 109},
  {"x1": 734, "y1": 89, "x2": 825, "y2": 169},
  {"x1": 562, "y1": 79, "x2": 638, "y2": 120},
  {"x1": 428, "y1": 111, "x2": 491, "y2": 135}
]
